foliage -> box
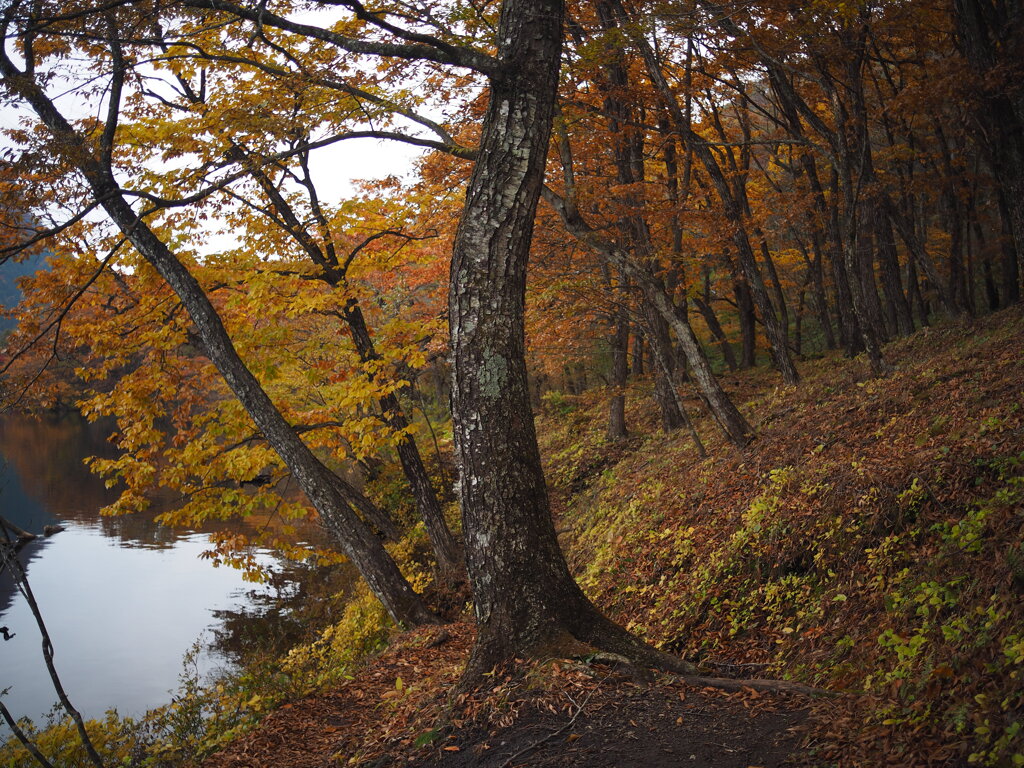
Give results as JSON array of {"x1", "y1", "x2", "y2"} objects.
[{"x1": 540, "y1": 309, "x2": 1024, "y2": 765}]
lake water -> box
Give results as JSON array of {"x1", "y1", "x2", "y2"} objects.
[{"x1": 0, "y1": 415, "x2": 287, "y2": 730}]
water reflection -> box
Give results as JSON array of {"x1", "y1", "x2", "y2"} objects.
[{"x1": 0, "y1": 415, "x2": 299, "y2": 729}]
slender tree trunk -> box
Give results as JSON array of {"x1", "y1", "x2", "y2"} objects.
[
  {"x1": 875, "y1": 210, "x2": 915, "y2": 336},
  {"x1": 735, "y1": 279, "x2": 758, "y2": 368},
  {"x1": 908, "y1": 259, "x2": 931, "y2": 326},
  {"x1": 858, "y1": 225, "x2": 890, "y2": 342},
  {"x1": 694, "y1": 268, "x2": 737, "y2": 370},
  {"x1": 632, "y1": 331, "x2": 645, "y2": 377},
  {"x1": 805, "y1": 236, "x2": 838, "y2": 349},
  {"x1": 645, "y1": 302, "x2": 686, "y2": 431},
  {"x1": 605, "y1": 271, "x2": 630, "y2": 442},
  {"x1": 996, "y1": 188, "x2": 1022, "y2": 305},
  {"x1": 342, "y1": 304, "x2": 463, "y2": 576}
]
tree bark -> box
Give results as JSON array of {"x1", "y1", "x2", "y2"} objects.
[{"x1": 449, "y1": 0, "x2": 694, "y2": 678}]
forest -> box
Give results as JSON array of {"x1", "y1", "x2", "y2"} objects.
[{"x1": 0, "y1": 0, "x2": 1022, "y2": 764}]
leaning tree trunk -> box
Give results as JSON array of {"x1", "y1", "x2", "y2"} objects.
[
  {"x1": 342, "y1": 303, "x2": 463, "y2": 577},
  {"x1": 449, "y1": 0, "x2": 694, "y2": 678},
  {"x1": 2, "y1": 60, "x2": 439, "y2": 629}
]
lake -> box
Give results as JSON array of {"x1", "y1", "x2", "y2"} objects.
[{"x1": 0, "y1": 415, "x2": 294, "y2": 730}]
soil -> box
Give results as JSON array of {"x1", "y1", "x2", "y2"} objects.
[
  {"x1": 203, "y1": 623, "x2": 814, "y2": 768},
  {"x1": 411, "y1": 681, "x2": 809, "y2": 768}
]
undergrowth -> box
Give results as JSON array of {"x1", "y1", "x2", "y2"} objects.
[
  {"x1": 540, "y1": 308, "x2": 1024, "y2": 766},
  {"x1": 4, "y1": 310, "x2": 1021, "y2": 767}
]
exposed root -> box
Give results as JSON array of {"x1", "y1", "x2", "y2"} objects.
[{"x1": 676, "y1": 674, "x2": 832, "y2": 697}]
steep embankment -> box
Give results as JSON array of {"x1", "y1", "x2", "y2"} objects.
[
  {"x1": 197, "y1": 308, "x2": 1022, "y2": 768},
  {"x1": 539, "y1": 306, "x2": 1024, "y2": 766}
]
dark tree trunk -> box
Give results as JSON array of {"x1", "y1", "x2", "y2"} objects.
[
  {"x1": 694, "y1": 268, "x2": 737, "y2": 370},
  {"x1": 996, "y1": 188, "x2": 1022, "y2": 306},
  {"x1": 735, "y1": 279, "x2": 757, "y2": 368},
  {"x1": 449, "y1": 0, "x2": 693, "y2": 677},
  {"x1": 758, "y1": 238, "x2": 790, "y2": 346},
  {"x1": 644, "y1": 302, "x2": 686, "y2": 431},
  {"x1": 858, "y1": 226, "x2": 889, "y2": 343},
  {"x1": 632, "y1": 331, "x2": 645, "y2": 377},
  {"x1": 805, "y1": 236, "x2": 838, "y2": 349},
  {"x1": 908, "y1": 259, "x2": 931, "y2": 326},
  {"x1": 794, "y1": 277, "x2": 807, "y2": 356},
  {"x1": 606, "y1": 275, "x2": 630, "y2": 442},
  {"x1": 875, "y1": 210, "x2": 915, "y2": 336}
]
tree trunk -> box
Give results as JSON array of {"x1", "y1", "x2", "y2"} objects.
[
  {"x1": 735, "y1": 279, "x2": 758, "y2": 368},
  {"x1": 694, "y1": 268, "x2": 737, "y2": 370},
  {"x1": 606, "y1": 276, "x2": 630, "y2": 442},
  {"x1": 805, "y1": 236, "x2": 838, "y2": 349},
  {"x1": 644, "y1": 301, "x2": 686, "y2": 431},
  {"x1": 858, "y1": 225, "x2": 890, "y2": 342},
  {"x1": 996, "y1": 187, "x2": 1022, "y2": 306},
  {"x1": 875, "y1": 210, "x2": 915, "y2": 336},
  {"x1": 449, "y1": 0, "x2": 693, "y2": 677},
  {"x1": 632, "y1": 331, "x2": 645, "y2": 377}
]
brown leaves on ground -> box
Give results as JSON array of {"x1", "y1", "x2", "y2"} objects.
[
  {"x1": 204, "y1": 309, "x2": 1024, "y2": 768},
  {"x1": 203, "y1": 620, "x2": 814, "y2": 768}
]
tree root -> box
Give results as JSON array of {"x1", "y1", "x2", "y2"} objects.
[{"x1": 675, "y1": 674, "x2": 832, "y2": 698}]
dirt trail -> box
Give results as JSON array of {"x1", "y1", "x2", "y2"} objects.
[
  {"x1": 203, "y1": 623, "x2": 814, "y2": 768},
  {"x1": 413, "y1": 682, "x2": 809, "y2": 768}
]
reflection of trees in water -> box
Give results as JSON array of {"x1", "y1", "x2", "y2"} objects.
[
  {"x1": 209, "y1": 560, "x2": 359, "y2": 662},
  {"x1": 0, "y1": 415, "x2": 120, "y2": 521}
]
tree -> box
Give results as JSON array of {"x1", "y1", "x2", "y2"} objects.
[
  {"x1": 2, "y1": 0, "x2": 698, "y2": 677},
  {"x1": 0, "y1": 2, "x2": 440, "y2": 628}
]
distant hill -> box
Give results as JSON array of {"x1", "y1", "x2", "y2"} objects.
[{"x1": 0, "y1": 249, "x2": 50, "y2": 334}]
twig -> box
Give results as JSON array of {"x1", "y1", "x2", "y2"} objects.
[
  {"x1": 497, "y1": 678, "x2": 603, "y2": 768},
  {"x1": 0, "y1": 700, "x2": 57, "y2": 768}
]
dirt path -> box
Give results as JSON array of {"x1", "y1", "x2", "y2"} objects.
[
  {"x1": 412, "y1": 681, "x2": 809, "y2": 768},
  {"x1": 203, "y1": 624, "x2": 814, "y2": 768}
]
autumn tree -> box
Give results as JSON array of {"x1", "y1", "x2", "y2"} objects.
[{"x1": 1, "y1": 0, "x2": 704, "y2": 678}]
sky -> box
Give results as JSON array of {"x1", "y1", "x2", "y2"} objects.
[{"x1": 0, "y1": 9, "x2": 439, "y2": 259}]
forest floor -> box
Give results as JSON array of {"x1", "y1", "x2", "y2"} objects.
[
  {"x1": 203, "y1": 622, "x2": 815, "y2": 768},
  {"x1": 202, "y1": 306, "x2": 1024, "y2": 767}
]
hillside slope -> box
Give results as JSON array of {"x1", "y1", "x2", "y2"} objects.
[
  {"x1": 539, "y1": 306, "x2": 1024, "y2": 765},
  {"x1": 15, "y1": 309, "x2": 1017, "y2": 767},
  {"x1": 198, "y1": 308, "x2": 1023, "y2": 768}
]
